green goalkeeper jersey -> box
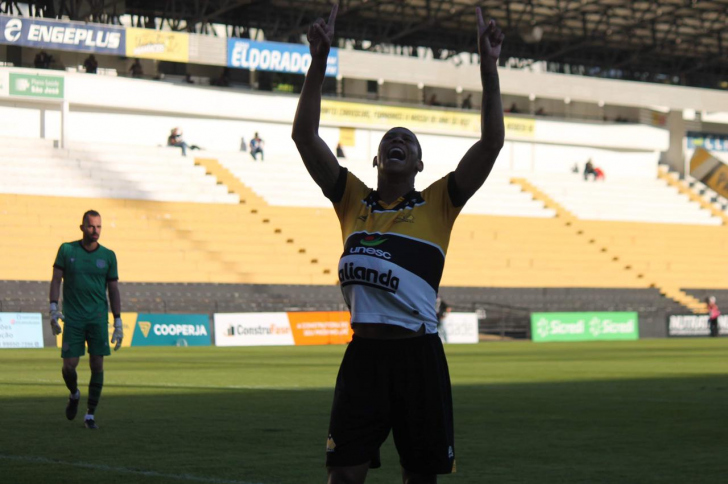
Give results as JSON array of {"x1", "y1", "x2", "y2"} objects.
[{"x1": 53, "y1": 241, "x2": 119, "y2": 324}]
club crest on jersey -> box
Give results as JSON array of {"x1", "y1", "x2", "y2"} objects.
[
  {"x1": 360, "y1": 235, "x2": 387, "y2": 247},
  {"x1": 339, "y1": 262, "x2": 400, "y2": 292},
  {"x1": 96, "y1": 259, "x2": 106, "y2": 269}
]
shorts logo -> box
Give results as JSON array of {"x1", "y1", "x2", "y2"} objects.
[
  {"x1": 326, "y1": 434, "x2": 336, "y2": 453},
  {"x1": 96, "y1": 259, "x2": 107, "y2": 269}
]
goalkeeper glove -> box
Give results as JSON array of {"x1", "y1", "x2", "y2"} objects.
[
  {"x1": 49, "y1": 302, "x2": 63, "y2": 335},
  {"x1": 111, "y1": 316, "x2": 123, "y2": 351}
]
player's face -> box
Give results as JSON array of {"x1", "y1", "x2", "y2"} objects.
[
  {"x1": 80, "y1": 215, "x2": 102, "y2": 243},
  {"x1": 375, "y1": 127, "x2": 423, "y2": 177}
]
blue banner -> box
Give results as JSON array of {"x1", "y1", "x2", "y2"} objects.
[
  {"x1": 0, "y1": 15, "x2": 125, "y2": 55},
  {"x1": 688, "y1": 132, "x2": 728, "y2": 152},
  {"x1": 132, "y1": 314, "x2": 211, "y2": 347},
  {"x1": 228, "y1": 39, "x2": 338, "y2": 77}
]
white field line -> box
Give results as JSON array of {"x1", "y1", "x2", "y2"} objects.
[{"x1": 0, "y1": 454, "x2": 264, "y2": 484}]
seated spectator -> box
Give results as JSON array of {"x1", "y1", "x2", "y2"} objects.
[
  {"x1": 34, "y1": 51, "x2": 53, "y2": 69},
  {"x1": 336, "y1": 143, "x2": 346, "y2": 159},
  {"x1": 211, "y1": 68, "x2": 231, "y2": 87},
  {"x1": 461, "y1": 94, "x2": 473, "y2": 110},
  {"x1": 584, "y1": 159, "x2": 597, "y2": 181},
  {"x1": 167, "y1": 128, "x2": 201, "y2": 157},
  {"x1": 594, "y1": 167, "x2": 605, "y2": 181},
  {"x1": 428, "y1": 94, "x2": 439, "y2": 106},
  {"x1": 240, "y1": 136, "x2": 247, "y2": 152},
  {"x1": 129, "y1": 59, "x2": 143, "y2": 78},
  {"x1": 507, "y1": 102, "x2": 519, "y2": 113},
  {"x1": 250, "y1": 132, "x2": 264, "y2": 161},
  {"x1": 184, "y1": 73, "x2": 194, "y2": 84},
  {"x1": 535, "y1": 107, "x2": 546, "y2": 116},
  {"x1": 83, "y1": 54, "x2": 98, "y2": 74}
]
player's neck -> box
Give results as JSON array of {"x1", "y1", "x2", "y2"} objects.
[
  {"x1": 81, "y1": 239, "x2": 99, "y2": 252},
  {"x1": 376, "y1": 178, "x2": 415, "y2": 205}
]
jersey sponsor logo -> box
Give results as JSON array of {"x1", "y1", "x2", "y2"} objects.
[
  {"x1": 339, "y1": 262, "x2": 400, "y2": 292},
  {"x1": 360, "y1": 235, "x2": 387, "y2": 247},
  {"x1": 349, "y1": 246, "x2": 392, "y2": 260},
  {"x1": 394, "y1": 214, "x2": 415, "y2": 223},
  {"x1": 95, "y1": 259, "x2": 106, "y2": 269}
]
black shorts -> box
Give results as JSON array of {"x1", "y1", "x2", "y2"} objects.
[{"x1": 326, "y1": 333, "x2": 455, "y2": 475}]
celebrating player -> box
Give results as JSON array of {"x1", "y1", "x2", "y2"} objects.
[
  {"x1": 49, "y1": 210, "x2": 123, "y2": 429},
  {"x1": 292, "y1": 4, "x2": 504, "y2": 483}
]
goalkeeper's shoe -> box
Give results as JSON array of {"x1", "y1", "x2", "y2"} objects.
[
  {"x1": 66, "y1": 394, "x2": 80, "y2": 420},
  {"x1": 84, "y1": 418, "x2": 99, "y2": 430}
]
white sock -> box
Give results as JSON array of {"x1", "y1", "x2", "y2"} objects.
[
  {"x1": 70, "y1": 390, "x2": 80, "y2": 400},
  {"x1": 84, "y1": 414, "x2": 94, "y2": 421}
]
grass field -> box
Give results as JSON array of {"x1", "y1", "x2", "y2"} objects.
[{"x1": 1, "y1": 339, "x2": 727, "y2": 484}]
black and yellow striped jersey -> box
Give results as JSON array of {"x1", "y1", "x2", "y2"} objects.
[{"x1": 326, "y1": 168, "x2": 465, "y2": 334}]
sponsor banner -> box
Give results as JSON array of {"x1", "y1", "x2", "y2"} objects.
[
  {"x1": 531, "y1": 312, "x2": 639, "y2": 342},
  {"x1": 228, "y1": 39, "x2": 338, "y2": 77},
  {"x1": 440, "y1": 312, "x2": 478, "y2": 344},
  {"x1": 9, "y1": 73, "x2": 63, "y2": 98},
  {"x1": 689, "y1": 147, "x2": 728, "y2": 199},
  {"x1": 0, "y1": 15, "x2": 124, "y2": 55},
  {"x1": 126, "y1": 27, "x2": 189, "y2": 62},
  {"x1": 321, "y1": 100, "x2": 531, "y2": 137},
  {"x1": 0, "y1": 313, "x2": 43, "y2": 349},
  {"x1": 688, "y1": 132, "x2": 728, "y2": 152},
  {"x1": 215, "y1": 312, "x2": 295, "y2": 347},
  {"x1": 668, "y1": 315, "x2": 728, "y2": 337},
  {"x1": 132, "y1": 314, "x2": 211, "y2": 346},
  {"x1": 214, "y1": 311, "x2": 353, "y2": 346},
  {"x1": 55, "y1": 312, "x2": 208, "y2": 348},
  {"x1": 288, "y1": 311, "x2": 352, "y2": 345}
]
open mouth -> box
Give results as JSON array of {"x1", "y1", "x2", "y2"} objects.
[{"x1": 387, "y1": 147, "x2": 406, "y2": 162}]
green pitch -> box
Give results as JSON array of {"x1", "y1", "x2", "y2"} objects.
[{"x1": 1, "y1": 339, "x2": 726, "y2": 484}]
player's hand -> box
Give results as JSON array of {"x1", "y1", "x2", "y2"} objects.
[
  {"x1": 477, "y1": 8, "x2": 504, "y2": 67},
  {"x1": 307, "y1": 3, "x2": 337, "y2": 59},
  {"x1": 111, "y1": 317, "x2": 123, "y2": 351},
  {"x1": 49, "y1": 303, "x2": 63, "y2": 335}
]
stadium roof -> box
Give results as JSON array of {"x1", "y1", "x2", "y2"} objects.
[{"x1": 7, "y1": 0, "x2": 728, "y2": 88}]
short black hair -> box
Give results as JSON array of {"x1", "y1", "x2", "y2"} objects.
[{"x1": 82, "y1": 210, "x2": 101, "y2": 224}]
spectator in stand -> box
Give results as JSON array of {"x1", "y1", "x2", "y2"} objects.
[
  {"x1": 34, "y1": 51, "x2": 53, "y2": 69},
  {"x1": 167, "y1": 128, "x2": 201, "y2": 157},
  {"x1": 507, "y1": 102, "x2": 519, "y2": 113},
  {"x1": 461, "y1": 93, "x2": 473, "y2": 110},
  {"x1": 129, "y1": 59, "x2": 143, "y2": 78},
  {"x1": 211, "y1": 68, "x2": 231, "y2": 87},
  {"x1": 707, "y1": 296, "x2": 720, "y2": 337},
  {"x1": 83, "y1": 54, "x2": 98, "y2": 74},
  {"x1": 594, "y1": 166, "x2": 605, "y2": 181},
  {"x1": 250, "y1": 132, "x2": 265, "y2": 161},
  {"x1": 584, "y1": 159, "x2": 597, "y2": 181},
  {"x1": 428, "y1": 93, "x2": 440, "y2": 106},
  {"x1": 535, "y1": 107, "x2": 546, "y2": 116},
  {"x1": 435, "y1": 295, "x2": 452, "y2": 343},
  {"x1": 184, "y1": 73, "x2": 194, "y2": 84},
  {"x1": 336, "y1": 143, "x2": 346, "y2": 159},
  {"x1": 240, "y1": 136, "x2": 247, "y2": 152}
]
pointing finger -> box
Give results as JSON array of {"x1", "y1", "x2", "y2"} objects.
[
  {"x1": 476, "y1": 7, "x2": 486, "y2": 33},
  {"x1": 328, "y1": 3, "x2": 338, "y2": 29}
]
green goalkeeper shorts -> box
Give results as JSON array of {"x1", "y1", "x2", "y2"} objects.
[{"x1": 61, "y1": 319, "x2": 111, "y2": 358}]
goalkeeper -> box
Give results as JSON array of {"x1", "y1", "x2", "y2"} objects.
[{"x1": 49, "y1": 210, "x2": 123, "y2": 430}]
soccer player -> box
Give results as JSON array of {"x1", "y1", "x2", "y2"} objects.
[
  {"x1": 49, "y1": 210, "x2": 123, "y2": 429},
  {"x1": 292, "y1": 5, "x2": 504, "y2": 483}
]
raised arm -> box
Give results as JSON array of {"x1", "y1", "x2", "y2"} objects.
[
  {"x1": 291, "y1": 4, "x2": 341, "y2": 194},
  {"x1": 453, "y1": 9, "x2": 505, "y2": 201}
]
